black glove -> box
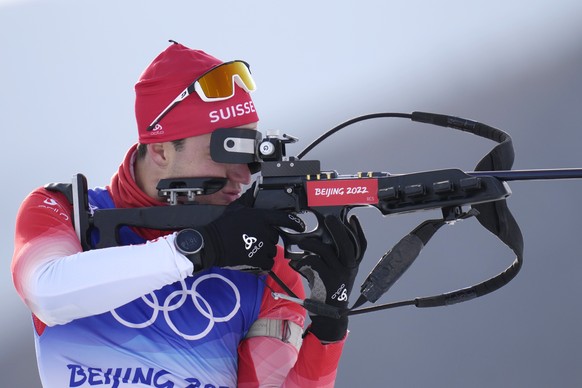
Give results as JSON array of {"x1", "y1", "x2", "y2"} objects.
[
  {"x1": 291, "y1": 214, "x2": 367, "y2": 341},
  {"x1": 197, "y1": 189, "x2": 305, "y2": 271}
]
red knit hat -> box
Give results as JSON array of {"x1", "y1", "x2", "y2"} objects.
[{"x1": 135, "y1": 42, "x2": 259, "y2": 144}]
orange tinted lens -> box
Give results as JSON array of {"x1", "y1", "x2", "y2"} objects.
[{"x1": 197, "y1": 61, "x2": 256, "y2": 99}]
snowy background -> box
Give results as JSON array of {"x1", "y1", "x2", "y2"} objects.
[{"x1": 1, "y1": 1, "x2": 581, "y2": 387}]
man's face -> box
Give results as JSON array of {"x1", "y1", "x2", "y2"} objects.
[{"x1": 164, "y1": 124, "x2": 256, "y2": 205}]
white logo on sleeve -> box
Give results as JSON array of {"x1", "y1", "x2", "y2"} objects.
[{"x1": 44, "y1": 198, "x2": 58, "y2": 206}]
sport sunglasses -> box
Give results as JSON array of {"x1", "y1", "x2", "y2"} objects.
[{"x1": 147, "y1": 60, "x2": 256, "y2": 131}]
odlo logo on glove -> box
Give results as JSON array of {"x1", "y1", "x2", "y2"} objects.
[
  {"x1": 243, "y1": 234, "x2": 264, "y2": 258},
  {"x1": 193, "y1": 192, "x2": 305, "y2": 272},
  {"x1": 332, "y1": 283, "x2": 348, "y2": 302}
]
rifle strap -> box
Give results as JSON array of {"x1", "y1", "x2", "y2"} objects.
[{"x1": 344, "y1": 113, "x2": 524, "y2": 315}]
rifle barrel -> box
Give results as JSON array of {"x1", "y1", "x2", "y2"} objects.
[{"x1": 469, "y1": 168, "x2": 582, "y2": 181}]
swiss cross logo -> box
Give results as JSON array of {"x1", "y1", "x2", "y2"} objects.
[{"x1": 306, "y1": 179, "x2": 378, "y2": 206}]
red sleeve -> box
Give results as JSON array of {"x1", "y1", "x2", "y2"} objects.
[
  {"x1": 11, "y1": 188, "x2": 78, "y2": 332},
  {"x1": 12, "y1": 188, "x2": 79, "y2": 301},
  {"x1": 237, "y1": 246, "x2": 346, "y2": 387}
]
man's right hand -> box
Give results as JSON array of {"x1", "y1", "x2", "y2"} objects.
[
  {"x1": 196, "y1": 192, "x2": 305, "y2": 271},
  {"x1": 291, "y1": 214, "x2": 367, "y2": 341}
]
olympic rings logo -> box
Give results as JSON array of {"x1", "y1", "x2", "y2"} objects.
[{"x1": 111, "y1": 273, "x2": 241, "y2": 341}]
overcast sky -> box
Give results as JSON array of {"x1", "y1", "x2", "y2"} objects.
[{"x1": 2, "y1": 1, "x2": 582, "y2": 387}]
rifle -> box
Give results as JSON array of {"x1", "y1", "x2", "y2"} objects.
[{"x1": 64, "y1": 111, "x2": 582, "y2": 318}]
